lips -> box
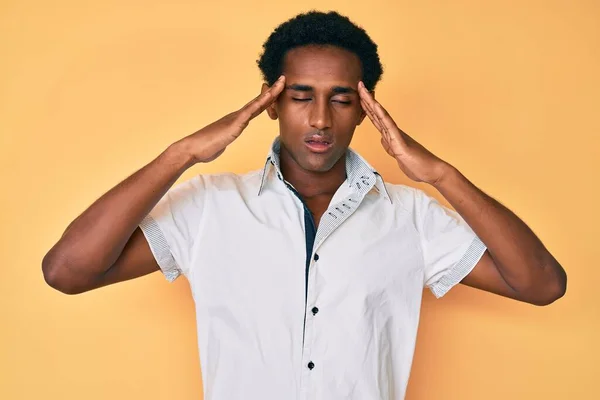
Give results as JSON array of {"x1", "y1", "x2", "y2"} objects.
[
  {"x1": 306, "y1": 139, "x2": 331, "y2": 145},
  {"x1": 305, "y1": 135, "x2": 332, "y2": 144},
  {"x1": 304, "y1": 137, "x2": 333, "y2": 153}
]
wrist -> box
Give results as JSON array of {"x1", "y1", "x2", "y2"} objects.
[
  {"x1": 430, "y1": 162, "x2": 459, "y2": 190},
  {"x1": 166, "y1": 139, "x2": 197, "y2": 170}
]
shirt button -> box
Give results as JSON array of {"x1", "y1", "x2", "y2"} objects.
[
  {"x1": 307, "y1": 361, "x2": 315, "y2": 370},
  {"x1": 311, "y1": 307, "x2": 319, "y2": 315},
  {"x1": 313, "y1": 254, "x2": 319, "y2": 261}
]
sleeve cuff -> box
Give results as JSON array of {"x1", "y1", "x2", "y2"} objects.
[
  {"x1": 429, "y1": 236, "x2": 487, "y2": 298},
  {"x1": 139, "y1": 215, "x2": 182, "y2": 282}
]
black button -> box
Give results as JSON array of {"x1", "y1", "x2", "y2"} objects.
[
  {"x1": 312, "y1": 307, "x2": 319, "y2": 315},
  {"x1": 307, "y1": 361, "x2": 315, "y2": 370},
  {"x1": 313, "y1": 254, "x2": 319, "y2": 261}
]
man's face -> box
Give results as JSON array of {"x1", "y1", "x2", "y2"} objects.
[{"x1": 270, "y1": 45, "x2": 366, "y2": 173}]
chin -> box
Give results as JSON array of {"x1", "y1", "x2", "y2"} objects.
[
  {"x1": 300, "y1": 155, "x2": 339, "y2": 173},
  {"x1": 305, "y1": 164, "x2": 333, "y2": 173}
]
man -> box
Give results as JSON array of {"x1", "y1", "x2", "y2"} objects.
[{"x1": 42, "y1": 10, "x2": 566, "y2": 400}]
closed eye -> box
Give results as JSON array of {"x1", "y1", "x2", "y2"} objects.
[{"x1": 292, "y1": 98, "x2": 352, "y2": 105}]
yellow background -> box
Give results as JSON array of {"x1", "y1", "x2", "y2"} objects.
[{"x1": 1, "y1": 0, "x2": 598, "y2": 399}]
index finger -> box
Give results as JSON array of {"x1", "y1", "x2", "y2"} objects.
[
  {"x1": 358, "y1": 81, "x2": 399, "y2": 143},
  {"x1": 241, "y1": 75, "x2": 286, "y2": 121}
]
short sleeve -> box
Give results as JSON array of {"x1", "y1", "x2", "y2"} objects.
[
  {"x1": 139, "y1": 175, "x2": 206, "y2": 282},
  {"x1": 415, "y1": 189, "x2": 487, "y2": 298}
]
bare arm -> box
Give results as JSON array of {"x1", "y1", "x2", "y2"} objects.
[
  {"x1": 435, "y1": 166, "x2": 566, "y2": 305},
  {"x1": 42, "y1": 142, "x2": 195, "y2": 294},
  {"x1": 357, "y1": 81, "x2": 566, "y2": 306},
  {"x1": 42, "y1": 76, "x2": 287, "y2": 294}
]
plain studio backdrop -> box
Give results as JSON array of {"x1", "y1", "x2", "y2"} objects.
[{"x1": 1, "y1": 1, "x2": 598, "y2": 399}]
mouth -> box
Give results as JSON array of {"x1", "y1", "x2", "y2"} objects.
[{"x1": 304, "y1": 138, "x2": 333, "y2": 153}]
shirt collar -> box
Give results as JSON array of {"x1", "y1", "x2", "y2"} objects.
[{"x1": 258, "y1": 136, "x2": 392, "y2": 203}]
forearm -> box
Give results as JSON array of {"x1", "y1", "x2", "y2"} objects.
[
  {"x1": 434, "y1": 164, "x2": 566, "y2": 297},
  {"x1": 43, "y1": 140, "x2": 195, "y2": 278}
]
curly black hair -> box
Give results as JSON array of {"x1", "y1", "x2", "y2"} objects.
[{"x1": 257, "y1": 10, "x2": 383, "y2": 91}]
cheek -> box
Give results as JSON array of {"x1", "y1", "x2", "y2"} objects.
[
  {"x1": 339, "y1": 106, "x2": 363, "y2": 127},
  {"x1": 278, "y1": 105, "x2": 308, "y2": 129},
  {"x1": 276, "y1": 100, "x2": 295, "y2": 118},
  {"x1": 277, "y1": 110, "x2": 300, "y2": 129},
  {"x1": 276, "y1": 107, "x2": 302, "y2": 136}
]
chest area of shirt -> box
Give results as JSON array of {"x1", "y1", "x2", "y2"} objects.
[{"x1": 192, "y1": 195, "x2": 423, "y2": 292}]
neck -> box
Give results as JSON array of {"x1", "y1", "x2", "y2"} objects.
[{"x1": 279, "y1": 147, "x2": 347, "y2": 199}]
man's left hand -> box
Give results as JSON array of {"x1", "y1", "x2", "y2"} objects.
[{"x1": 358, "y1": 81, "x2": 450, "y2": 186}]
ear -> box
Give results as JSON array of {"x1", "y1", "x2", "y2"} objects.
[
  {"x1": 261, "y1": 82, "x2": 279, "y2": 120},
  {"x1": 356, "y1": 90, "x2": 374, "y2": 126}
]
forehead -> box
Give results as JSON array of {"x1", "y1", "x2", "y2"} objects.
[{"x1": 281, "y1": 45, "x2": 362, "y2": 86}]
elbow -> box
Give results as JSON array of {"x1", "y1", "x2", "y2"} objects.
[
  {"x1": 42, "y1": 252, "x2": 89, "y2": 295},
  {"x1": 531, "y1": 266, "x2": 567, "y2": 306}
]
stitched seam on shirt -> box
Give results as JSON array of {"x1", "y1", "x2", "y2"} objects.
[
  {"x1": 430, "y1": 236, "x2": 487, "y2": 298},
  {"x1": 139, "y1": 215, "x2": 181, "y2": 282}
]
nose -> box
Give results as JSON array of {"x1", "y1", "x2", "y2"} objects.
[{"x1": 308, "y1": 99, "x2": 332, "y2": 131}]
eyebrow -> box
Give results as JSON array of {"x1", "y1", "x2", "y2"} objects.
[{"x1": 285, "y1": 84, "x2": 357, "y2": 94}]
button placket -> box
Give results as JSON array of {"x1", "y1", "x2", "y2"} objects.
[
  {"x1": 299, "y1": 301, "x2": 316, "y2": 394},
  {"x1": 299, "y1": 252, "x2": 320, "y2": 395},
  {"x1": 311, "y1": 254, "x2": 320, "y2": 316},
  {"x1": 299, "y1": 172, "x2": 375, "y2": 399}
]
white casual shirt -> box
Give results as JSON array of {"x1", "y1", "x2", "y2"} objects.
[{"x1": 139, "y1": 137, "x2": 487, "y2": 400}]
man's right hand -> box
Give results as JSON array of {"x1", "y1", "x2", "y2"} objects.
[
  {"x1": 42, "y1": 76, "x2": 286, "y2": 294},
  {"x1": 180, "y1": 75, "x2": 286, "y2": 164}
]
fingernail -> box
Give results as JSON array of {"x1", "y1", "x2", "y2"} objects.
[{"x1": 278, "y1": 75, "x2": 285, "y2": 81}]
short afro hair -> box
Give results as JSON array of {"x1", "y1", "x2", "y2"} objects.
[{"x1": 257, "y1": 10, "x2": 383, "y2": 91}]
